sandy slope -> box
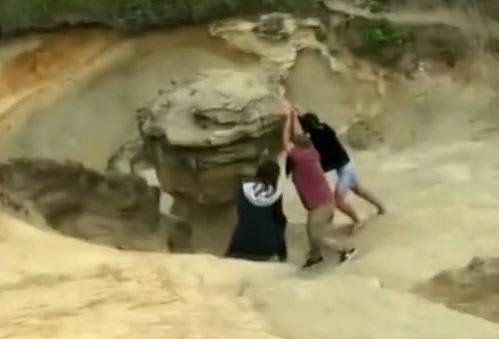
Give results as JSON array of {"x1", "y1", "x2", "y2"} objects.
[
  {"x1": 0, "y1": 213, "x2": 286, "y2": 339},
  {"x1": 3, "y1": 119, "x2": 499, "y2": 338},
  {"x1": 2, "y1": 190, "x2": 499, "y2": 339},
  {"x1": 1, "y1": 14, "x2": 499, "y2": 339}
]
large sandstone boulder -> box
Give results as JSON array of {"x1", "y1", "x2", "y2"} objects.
[
  {"x1": 139, "y1": 69, "x2": 284, "y2": 205},
  {"x1": 135, "y1": 69, "x2": 284, "y2": 253}
]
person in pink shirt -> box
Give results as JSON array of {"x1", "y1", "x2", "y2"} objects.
[{"x1": 282, "y1": 101, "x2": 357, "y2": 268}]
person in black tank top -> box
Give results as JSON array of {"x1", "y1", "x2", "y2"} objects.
[{"x1": 298, "y1": 112, "x2": 386, "y2": 230}]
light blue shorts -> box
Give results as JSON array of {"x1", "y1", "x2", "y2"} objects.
[{"x1": 328, "y1": 161, "x2": 358, "y2": 197}]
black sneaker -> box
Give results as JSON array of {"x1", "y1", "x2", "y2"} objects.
[
  {"x1": 339, "y1": 248, "x2": 358, "y2": 264},
  {"x1": 302, "y1": 256, "x2": 324, "y2": 269}
]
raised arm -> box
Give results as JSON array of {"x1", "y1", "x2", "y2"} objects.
[
  {"x1": 282, "y1": 101, "x2": 294, "y2": 153},
  {"x1": 291, "y1": 106, "x2": 304, "y2": 135}
]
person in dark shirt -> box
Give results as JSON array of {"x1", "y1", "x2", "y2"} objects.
[
  {"x1": 299, "y1": 112, "x2": 385, "y2": 228},
  {"x1": 225, "y1": 159, "x2": 287, "y2": 262}
]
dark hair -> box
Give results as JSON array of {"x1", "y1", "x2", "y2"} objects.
[
  {"x1": 300, "y1": 112, "x2": 321, "y2": 132},
  {"x1": 285, "y1": 156, "x2": 293, "y2": 177},
  {"x1": 256, "y1": 159, "x2": 280, "y2": 188}
]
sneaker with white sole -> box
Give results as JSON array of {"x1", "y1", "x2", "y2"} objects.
[
  {"x1": 302, "y1": 256, "x2": 324, "y2": 269},
  {"x1": 339, "y1": 248, "x2": 358, "y2": 264}
]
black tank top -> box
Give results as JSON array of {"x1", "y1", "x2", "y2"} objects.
[{"x1": 306, "y1": 123, "x2": 350, "y2": 172}]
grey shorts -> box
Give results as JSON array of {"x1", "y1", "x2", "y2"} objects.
[{"x1": 328, "y1": 161, "x2": 358, "y2": 197}]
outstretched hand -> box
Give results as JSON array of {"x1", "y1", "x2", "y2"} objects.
[
  {"x1": 281, "y1": 98, "x2": 294, "y2": 152},
  {"x1": 280, "y1": 98, "x2": 293, "y2": 116},
  {"x1": 292, "y1": 104, "x2": 301, "y2": 116}
]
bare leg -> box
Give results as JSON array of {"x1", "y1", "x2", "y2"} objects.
[
  {"x1": 352, "y1": 183, "x2": 385, "y2": 215},
  {"x1": 304, "y1": 204, "x2": 354, "y2": 268},
  {"x1": 306, "y1": 208, "x2": 326, "y2": 260},
  {"x1": 335, "y1": 191, "x2": 361, "y2": 224}
]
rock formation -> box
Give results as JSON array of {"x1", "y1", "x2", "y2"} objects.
[
  {"x1": 137, "y1": 69, "x2": 284, "y2": 252},
  {"x1": 414, "y1": 257, "x2": 499, "y2": 324},
  {"x1": 0, "y1": 158, "x2": 176, "y2": 251},
  {"x1": 210, "y1": 13, "x2": 332, "y2": 74}
]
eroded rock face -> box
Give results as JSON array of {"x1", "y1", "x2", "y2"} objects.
[
  {"x1": 210, "y1": 14, "x2": 331, "y2": 73},
  {"x1": 139, "y1": 69, "x2": 284, "y2": 205},
  {"x1": 414, "y1": 257, "x2": 499, "y2": 324},
  {"x1": 0, "y1": 158, "x2": 173, "y2": 251}
]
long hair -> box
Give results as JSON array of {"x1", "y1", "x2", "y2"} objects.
[
  {"x1": 300, "y1": 112, "x2": 321, "y2": 132},
  {"x1": 255, "y1": 159, "x2": 280, "y2": 189}
]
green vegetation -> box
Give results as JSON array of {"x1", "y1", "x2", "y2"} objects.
[
  {"x1": 360, "y1": 19, "x2": 414, "y2": 54},
  {"x1": 348, "y1": 0, "x2": 413, "y2": 54},
  {"x1": 0, "y1": 0, "x2": 467, "y2": 69},
  {"x1": 0, "y1": 0, "x2": 319, "y2": 35},
  {"x1": 358, "y1": 0, "x2": 390, "y2": 13}
]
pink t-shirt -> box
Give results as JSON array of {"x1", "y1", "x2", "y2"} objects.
[{"x1": 288, "y1": 146, "x2": 334, "y2": 210}]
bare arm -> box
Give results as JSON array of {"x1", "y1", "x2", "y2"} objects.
[
  {"x1": 291, "y1": 107, "x2": 304, "y2": 135},
  {"x1": 282, "y1": 109, "x2": 294, "y2": 153}
]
